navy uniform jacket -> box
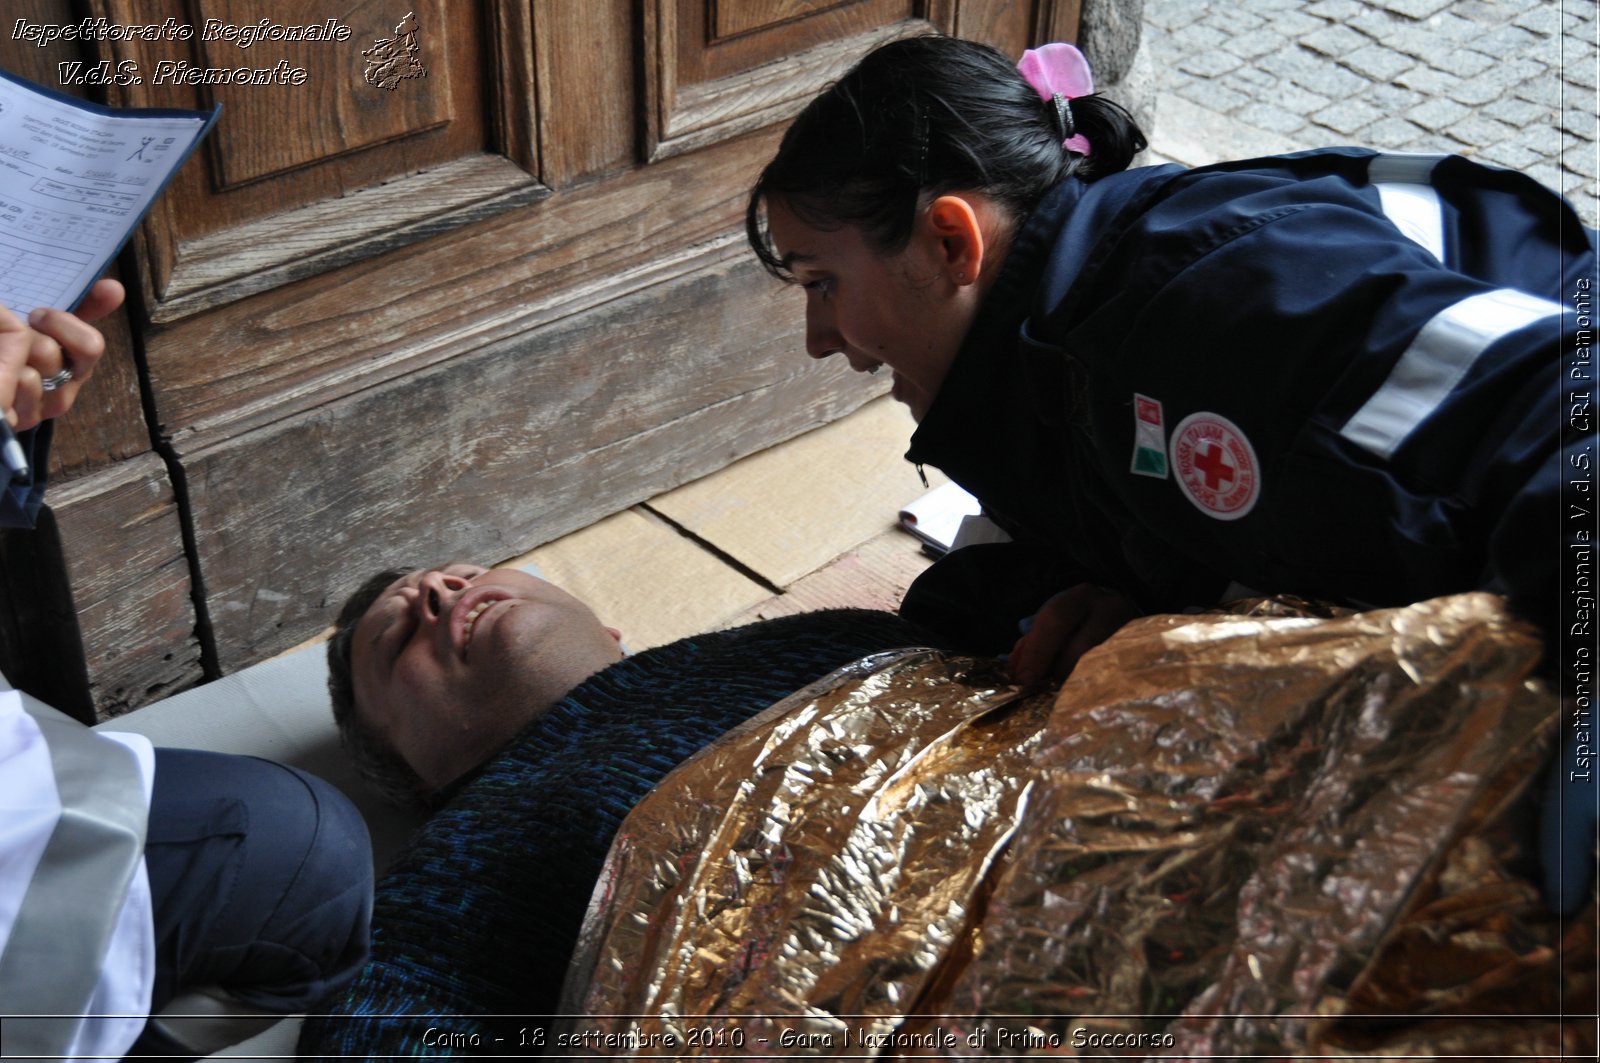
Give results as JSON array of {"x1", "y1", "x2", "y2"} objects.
[
  {"x1": 904, "y1": 147, "x2": 1597, "y2": 914},
  {"x1": 907, "y1": 148, "x2": 1595, "y2": 656},
  {"x1": 0, "y1": 422, "x2": 49, "y2": 528}
]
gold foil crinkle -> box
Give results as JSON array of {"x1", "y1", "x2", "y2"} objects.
[{"x1": 561, "y1": 595, "x2": 1586, "y2": 1058}]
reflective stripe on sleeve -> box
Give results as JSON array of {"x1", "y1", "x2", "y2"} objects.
[
  {"x1": 0, "y1": 692, "x2": 149, "y2": 1058},
  {"x1": 1340, "y1": 288, "x2": 1566, "y2": 460},
  {"x1": 1375, "y1": 182, "x2": 1445, "y2": 262},
  {"x1": 1368, "y1": 153, "x2": 1448, "y2": 263},
  {"x1": 1366, "y1": 152, "x2": 1449, "y2": 185}
]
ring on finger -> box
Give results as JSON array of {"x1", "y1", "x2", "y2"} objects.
[{"x1": 39, "y1": 367, "x2": 73, "y2": 392}]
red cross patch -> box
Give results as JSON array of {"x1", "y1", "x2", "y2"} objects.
[{"x1": 1170, "y1": 412, "x2": 1260, "y2": 520}]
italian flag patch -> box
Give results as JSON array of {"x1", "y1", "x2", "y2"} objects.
[{"x1": 1131, "y1": 393, "x2": 1168, "y2": 479}]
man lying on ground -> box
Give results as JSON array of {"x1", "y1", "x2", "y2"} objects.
[{"x1": 298, "y1": 562, "x2": 949, "y2": 1059}]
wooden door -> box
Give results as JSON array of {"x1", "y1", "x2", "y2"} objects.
[{"x1": 0, "y1": 0, "x2": 1078, "y2": 720}]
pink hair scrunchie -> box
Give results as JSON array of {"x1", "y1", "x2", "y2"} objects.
[{"x1": 1017, "y1": 42, "x2": 1094, "y2": 156}]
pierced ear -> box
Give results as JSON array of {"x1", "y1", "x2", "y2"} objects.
[{"x1": 926, "y1": 195, "x2": 986, "y2": 286}]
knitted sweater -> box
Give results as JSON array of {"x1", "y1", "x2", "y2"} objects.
[{"x1": 298, "y1": 609, "x2": 939, "y2": 1058}]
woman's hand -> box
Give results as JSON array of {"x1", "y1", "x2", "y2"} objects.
[
  {"x1": 1007, "y1": 583, "x2": 1141, "y2": 686},
  {"x1": 0, "y1": 278, "x2": 125, "y2": 431}
]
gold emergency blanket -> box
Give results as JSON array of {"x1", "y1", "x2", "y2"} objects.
[{"x1": 561, "y1": 594, "x2": 1589, "y2": 1057}]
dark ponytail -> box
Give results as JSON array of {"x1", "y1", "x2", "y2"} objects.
[
  {"x1": 747, "y1": 34, "x2": 1146, "y2": 279},
  {"x1": 1064, "y1": 94, "x2": 1147, "y2": 179}
]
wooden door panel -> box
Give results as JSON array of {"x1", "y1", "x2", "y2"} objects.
[
  {"x1": 683, "y1": 0, "x2": 914, "y2": 79},
  {"x1": 954, "y1": 0, "x2": 1080, "y2": 58},
  {"x1": 144, "y1": 134, "x2": 782, "y2": 442},
  {"x1": 110, "y1": 0, "x2": 486, "y2": 226},
  {"x1": 98, "y1": 0, "x2": 542, "y2": 321},
  {"x1": 52, "y1": 455, "x2": 200, "y2": 716},
  {"x1": 184, "y1": 255, "x2": 883, "y2": 668},
  {"x1": 713, "y1": 1, "x2": 857, "y2": 39},
  {"x1": 645, "y1": 0, "x2": 937, "y2": 161},
  {"x1": 46, "y1": 305, "x2": 149, "y2": 476},
  {"x1": 198, "y1": 4, "x2": 458, "y2": 188}
]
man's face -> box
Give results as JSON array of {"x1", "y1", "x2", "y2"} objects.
[{"x1": 350, "y1": 564, "x2": 624, "y2": 790}]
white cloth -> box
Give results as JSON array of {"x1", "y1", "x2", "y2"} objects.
[{"x1": 0, "y1": 683, "x2": 155, "y2": 1061}]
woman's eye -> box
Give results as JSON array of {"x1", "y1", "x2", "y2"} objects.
[{"x1": 801, "y1": 277, "x2": 833, "y2": 296}]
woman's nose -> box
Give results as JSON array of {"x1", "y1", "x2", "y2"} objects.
[
  {"x1": 804, "y1": 305, "x2": 842, "y2": 360},
  {"x1": 806, "y1": 332, "x2": 844, "y2": 361}
]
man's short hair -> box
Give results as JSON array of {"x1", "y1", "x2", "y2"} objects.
[{"x1": 328, "y1": 567, "x2": 432, "y2": 810}]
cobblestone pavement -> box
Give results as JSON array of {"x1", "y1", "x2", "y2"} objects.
[{"x1": 1143, "y1": 0, "x2": 1598, "y2": 225}]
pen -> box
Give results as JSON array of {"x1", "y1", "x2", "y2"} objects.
[{"x1": 0, "y1": 419, "x2": 28, "y2": 483}]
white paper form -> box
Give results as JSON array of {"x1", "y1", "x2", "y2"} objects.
[{"x1": 0, "y1": 72, "x2": 214, "y2": 316}]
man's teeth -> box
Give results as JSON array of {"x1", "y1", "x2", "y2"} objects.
[{"x1": 462, "y1": 601, "x2": 493, "y2": 649}]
